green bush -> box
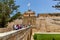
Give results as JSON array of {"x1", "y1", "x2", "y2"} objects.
[{"x1": 33, "y1": 34, "x2": 37, "y2": 40}]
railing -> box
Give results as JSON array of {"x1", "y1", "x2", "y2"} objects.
[{"x1": 0, "y1": 27, "x2": 32, "y2": 40}]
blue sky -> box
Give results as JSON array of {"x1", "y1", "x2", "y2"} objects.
[{"x1": 15, "y1": 0, "x2": 60, "y2": 15}]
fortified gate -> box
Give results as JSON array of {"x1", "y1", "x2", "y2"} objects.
[{"x1": 23, "y1": 10, "x2": 36, "y2": 27}]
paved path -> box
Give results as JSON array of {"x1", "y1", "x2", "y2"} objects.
[
  {"x1": 0, "y1": 27, "x2": 28, "y2": 37},
  {"x1": 34, "y1": 32, "x2": 60, "y2": 34}
]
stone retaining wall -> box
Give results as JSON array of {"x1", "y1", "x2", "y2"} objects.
[{"x1": 0, "y1": 27, "x2": 32, "y2": 40}]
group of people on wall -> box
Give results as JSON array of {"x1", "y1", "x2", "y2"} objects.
[{"x1": 13, "y1": 24, "x2": 31, "y2": 30}]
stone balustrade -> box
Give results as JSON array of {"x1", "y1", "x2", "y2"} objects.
[{"x1": 0, "y1": 27, "x2": 32, "y2": 40}]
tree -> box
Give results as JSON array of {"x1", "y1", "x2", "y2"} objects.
[
  {"x1": 10, "y1": 12, "x2": 22, "y2": 22},
  {"x1": 0, "y1": 0, "x2": 19, "y2": 28},
  {"x1": 52, "y1": 0, "x2": 60, "y2": 10}
]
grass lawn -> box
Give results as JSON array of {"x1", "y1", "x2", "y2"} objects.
[{"x1": 33, "y1": 34, "x2": 60, "y2": 40}]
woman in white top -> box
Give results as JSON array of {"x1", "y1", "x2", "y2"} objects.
[{"x1": 13, "y1": 25, "x2": 18, "y2": 30}]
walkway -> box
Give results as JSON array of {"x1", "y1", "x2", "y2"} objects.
[
  {"x1": 0, "y1": 28, "x2": 27, "y2": 37},
  {"x1": 34, "y1": 32, "x2": 60, "y2": 34},
  {"x1": 0, "y1": 27, "x2": 31, "y2": 40}
]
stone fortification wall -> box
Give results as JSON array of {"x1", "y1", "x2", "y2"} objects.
[
  {"x1": 36, "y1": 17, "x2": 60, "y2": 32},
  {"x1": 0, "y1": 19, "x2": 23, "y2": 33}
]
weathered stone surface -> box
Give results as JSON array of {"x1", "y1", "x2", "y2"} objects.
[{"x1": 0, "y1": 27, "x2": 32, "y2": 40}]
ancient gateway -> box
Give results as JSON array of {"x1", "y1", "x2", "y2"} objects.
[{"x1": 23, "y1": 10, "x2": 60, "y2": 32}]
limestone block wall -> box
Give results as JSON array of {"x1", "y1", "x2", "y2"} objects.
[
  {"x1": 0, "y1": 27, "x2": 32, "y2": 40},
  {"x1": 0, "y1": 19, "x2": 23, "y2": 33},
  {"x1": 46, "y1": 17, "x2": 60, "y2": 32},
  {"x1": 36, "y1": 17, "x2": 60, "y2": 32},
  {"x1": 36, "y1": 17, "x2": 47, "y2": 32},
  {"x1": 7, "y1": 19, "x2": 23, "y2": 29}
]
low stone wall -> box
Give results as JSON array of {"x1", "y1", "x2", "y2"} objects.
[
  {"x1": 0, "y1": 27, "x2": 32, "y2": 40},
  {"x1": 0, "y1": 28, "x2": 12, "y2": 33}
]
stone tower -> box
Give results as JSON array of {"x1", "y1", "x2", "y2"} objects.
[{"x1": 23, "y1": 10, "x2": 36, "y2": 27}]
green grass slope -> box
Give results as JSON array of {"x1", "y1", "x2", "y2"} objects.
[{"x1": 33, "y1": 34, "x2": 60, "y2": 40}]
